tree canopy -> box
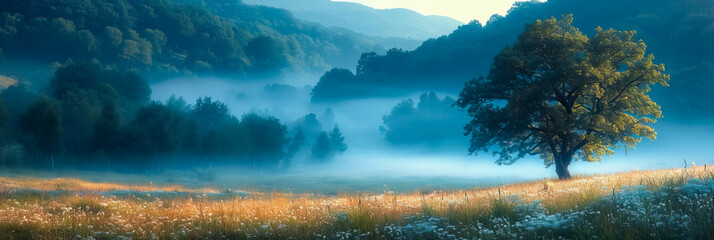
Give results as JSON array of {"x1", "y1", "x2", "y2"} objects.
[
  {"x1": 0, "y1": 0, "x2": 385, "y2": 77},
  {"x1": 286, "y1": 112, "x2": 348, "y2": 161},
  {"x1": 0, "y1": 63, "x2": 293, "y2": 171},
  {"x1": 455, "y1": 16, "x2": 669, "y2": 180},
  {"x1": 18, "y1": 95, "x2": 62, "y2": 164},
  {"x1": 380, "y1": 92, "x2": 467, "y2": 146},
  {"x1": 311, "y1": 125, "x2": 347, "y2": 160}
]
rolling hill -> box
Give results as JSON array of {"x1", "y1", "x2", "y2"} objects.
[{"x1": 242, "y1": 0, "x2": 463, "y2": 42}]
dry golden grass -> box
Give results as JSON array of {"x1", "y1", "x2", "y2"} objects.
[
  {"x1": 0, "y1": 176, "x2": 220, "y2": 193},
  {"x1": 0, "y1": 166, "x2": 711, "y2": 239}
]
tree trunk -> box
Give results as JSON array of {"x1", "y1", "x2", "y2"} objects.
[{"x1": 554, "y1": 153, "x2": 572, "y2": 180}]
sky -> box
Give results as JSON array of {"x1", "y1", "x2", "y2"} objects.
[{"x1": 333, "y1": 0, "x2": 534, "y2": 23}]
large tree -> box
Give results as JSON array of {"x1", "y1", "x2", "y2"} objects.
[
  {"x1": 328, "y1": 125, "x2": 347, "y2": 153},
  {"x1": 455, "y1": 15, "x2": 669, "y2": 180}
]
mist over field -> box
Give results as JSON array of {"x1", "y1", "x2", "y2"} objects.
[
  {"x1": 0, "y1": 0, "x2": 711, "y2": 191},
  {"x1": 150, "y1": 75, "x2": 714, "y2": 184},
  {"x1": 3, "y1": 0, "x2": 714, "y2": 239}
]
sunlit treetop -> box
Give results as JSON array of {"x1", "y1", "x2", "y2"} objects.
[{"x1": 456, "y1": 15, "x2": 669, "y2": 179}]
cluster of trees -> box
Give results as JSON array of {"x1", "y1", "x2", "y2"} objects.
[
  {"x1": 380, "y1": 92, "x2": 467, "y2": 147},
  {"x1": 0, "y1": 63, "x2": 298, "y2": 172},
  {"x1": 311, "y1": 68, "x2": 363, "y2": 101},
  {"x1": 0, "y1": 0, "x2": 384, "y2": 78},
  {"x1": 286, "y1": 112, "x2": 347, "y2": 161},
  {"x1": 310, "y1": 0, "x2": 714, "y2": 119},
  {"x1": 310, "y1": 126, "x2": 347, "y2": 160}
]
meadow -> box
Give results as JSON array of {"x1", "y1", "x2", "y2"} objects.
[{"x1": 0, "y1": 166, "x2": 712, "y2": 239}]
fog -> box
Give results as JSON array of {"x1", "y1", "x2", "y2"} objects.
[
  {"x1": 0, "y1": 0, "x2": 712, "y2": 195},
  {"x1": 149, "y1": 76, "x2": 714, "y2": 191},
  {"x1": 0, "y1": 60, "x2": 711, "y2": 193}
]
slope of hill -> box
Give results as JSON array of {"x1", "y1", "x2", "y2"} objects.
[
  {"x1": 0, "y1": 0, "x2": 385, "y2": 79},
  {"x1": 311, "y1": 0, "x2": 714, "y2": 118},
  {"x1": 242, "y1": 0, "x2": 463, "y2": 41}
]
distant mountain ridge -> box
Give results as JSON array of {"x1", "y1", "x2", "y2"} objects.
[{"x1": 242, "y1": 0, "x2": 463, "y2": 41}]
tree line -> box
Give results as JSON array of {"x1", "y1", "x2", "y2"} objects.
[
  {"x1": 0, "y1": 63, "x2": 347, "y2": 172},
  {"x1": 380, "y1": 92, "x2": 468, "y2": 147}
]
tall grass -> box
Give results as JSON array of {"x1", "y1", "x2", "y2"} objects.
[{"x1": 0, "y1": 166, "x2": 712, "y2": 239}]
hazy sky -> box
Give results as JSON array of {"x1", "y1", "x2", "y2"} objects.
[{"x1": 333, "y1": 0, "x2": 534, "y2": 23}]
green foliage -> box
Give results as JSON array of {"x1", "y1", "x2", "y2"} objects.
[
  {"x1": 1, "y1": 84, "x2": 37, "y2": 119},
  {"x1": 0, "y1": 97, "x2": 6, "y2": 140},
  {"x1": 51, "y1": 62, "x2": 150, "y2": 107},
  {"x1": 311, "y1": 68, "x2": 361, "y2": 102},
  {"x1": 286, "y1": 112, "x2": 346, "y2": 161},
  {"x1": 311, "y1": 0, "x2": 713, "y2": 120},
  {"x1": 542, "y1": 185, "x2": 602, "y2": 213},
  {"x1": 0, "y1": 63, "x2": 291, "y2": 171},
  {"x1": 380, "y1": 92, "x2": 467, "y2": 146},
  {"x1": 18, "y1": 95, "x2": 62, "y2": 164},
  {"x1": 311, "y1": 132, "x2": 331, "y2": 159},
  {"x1": 192, "y1": 97, "x2": 229, "y2": 128},
  {"x1": 311, "y1": 126, "x2": 348, "y2": 160},
  {"x1": 107, "y1": 99, "x2": 289, "y2": 170},
  {"x1": 58, "y1": 90, "x2": 97, "y2": 155},
  {"x1": 328, "y1": 126, "x2": 347, "y2": 153},
  {"x1": 0, "y1": 0, "x2": 384, "y2": 77},
  {"x1": 48, "y1": 62, "x2": 151, "y2": 158},
  {"x1": 489, "y1": 196, "x2": 519, "y2": 221},
  {"x1": 285, "y1": 128, "x2": 305, "y2": 160},
  {"x1": 0, "y1": 98, "x2": 7, "y2": 168},
  {"x1": 346, "y1": 208, "x2": 376, "y2": 234},
  {"x1": 93, "y1": 100, "x2": 121, "y2": 156},
  {"x1": 456, "y1": 16, "x2": 669, "y2": 180},
  {"x1": 200, "y1": 117, "x2": 250, "y2": 159},
  {"x1": 132, "y1": 102, "x2": 186, "y2": 155},
  {"x1": 245, "y1": 36, "x2": 289, "y2": 74},
  {"x1": 299, "y1": 113, "x2": 323, "y2": 137},
  {"x1": 241, "y1": 113, "x2": 288, "y2": 163}
]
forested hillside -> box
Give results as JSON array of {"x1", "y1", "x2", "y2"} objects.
[
  {"x1": 0, "y1": 0, "x2": 385, "y2": 78},
  {"x1": 311, "y1": 0, "x2": 714, "y2": 118}
]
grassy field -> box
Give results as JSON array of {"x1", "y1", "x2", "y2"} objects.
[{"x1": 0, "y1": 166, "x2": 712, "y2": 239}]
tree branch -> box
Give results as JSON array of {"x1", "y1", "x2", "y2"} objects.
[{"x1": 609, "y1": 73, "x2": 645, "y2": 103}]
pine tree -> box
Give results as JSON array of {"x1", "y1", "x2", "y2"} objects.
[{"x1": 328, "y1": 125, "x2": 347, "y2": 152}]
